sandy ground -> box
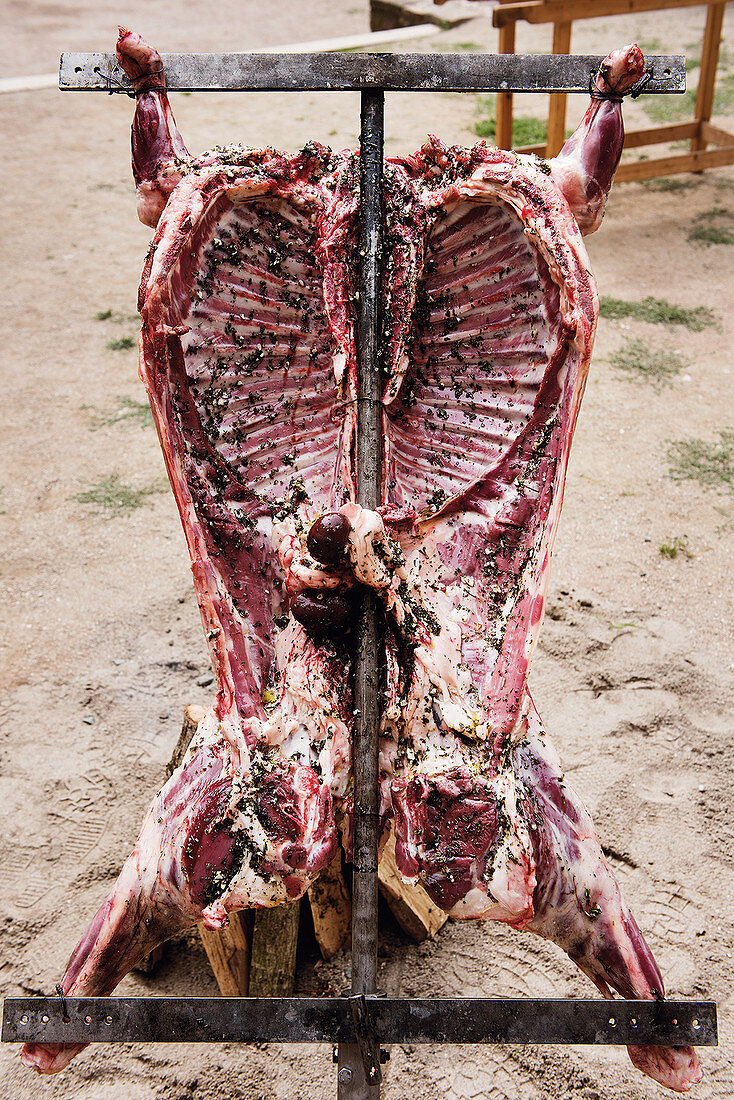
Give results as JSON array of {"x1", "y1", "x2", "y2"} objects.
[{"x1": 1, "y1": 2, "x2": 733, "y2": 1098}]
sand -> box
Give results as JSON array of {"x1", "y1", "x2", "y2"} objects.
[{"x1": 1, "y1": 2, "x2": 733, "y2": 1097}]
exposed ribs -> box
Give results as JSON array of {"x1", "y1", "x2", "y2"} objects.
[{"x1": 20, "y1": 30, "x2": 701, "y2": 1093}]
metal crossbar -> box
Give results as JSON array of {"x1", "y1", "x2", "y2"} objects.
[
  {"x1": 58, "y1": 51, "x2": 685, "y2": 93},
  {"x1": 2, "y1": 996, "x2": 718, "y2": 1046},
  {"x1": 1, "y1": 45, "x2": 715, "y2": 1100}
]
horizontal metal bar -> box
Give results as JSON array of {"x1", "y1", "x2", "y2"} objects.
[
  {"x1": 58, "y1": 52, "x2": 685, "y2": 94},
  {"x1": 2, "y1": 997, "x2": 717, "y2": 1047}
]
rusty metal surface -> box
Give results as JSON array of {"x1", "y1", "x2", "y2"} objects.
[
  {"x1": 59, "y1": 51, "x2": 685, "y2": 93},
  {"x1": 2, "y1": 996, "x2": 718, "y2": 1046}
]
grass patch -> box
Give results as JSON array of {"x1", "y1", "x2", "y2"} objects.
[
  {"x1": 609, "y1": 338, "x2": 686, "y2": 391},
  {"x1": 87, "y1": 395, "x2": 153, "y2": 430},
  {"x1": 687, "y1": 207, "x2": 734, "y2": 247},
  {"x1": 659, "y1": 536, "x2": 693, "y2": 560},
  {"x1": 454, "y1": 42, "x2": 482, "y2": 51},
  {"x1": 599, "y1": 295, "x2": 717, "y2": 331},
  {"x1": 73, "y1": 473, "x2": 165, "y2": 517},
  {"x1": 667, "y1": 429, "x2": 734, "y2": 492},
  {"x1": 688, "y1": 223, "x2": 734, "y2": 246},
  {"x1": 475, "y1": 96, "x2": 547, "y2": 146},
  {"x1": 106, "y1": 335, "x2": 136, "y2": 351}
]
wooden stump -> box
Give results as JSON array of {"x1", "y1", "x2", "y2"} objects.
[
  {"x1": 248, "y1": 902, "x2": 302, "y2": 996},
  {"x1": 197, "y1": 912, "x2": 253, "y2": 997}
]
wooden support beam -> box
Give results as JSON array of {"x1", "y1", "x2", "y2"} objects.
[
  {"x1": 691, "y1": 3, "x2": 726, "y2": 152},
  {"x1": 494, "y1": 0, "x2": 708, "y2": 28},
  {"x1": 700, "y1": 119, "x2": 734, "y2": 146},
  {"x1": 615, "y1": 143, "x2": 734, "y2": 181},
  {"x1": 378, "y1": 828, "x2": 448, "y2": 942},
  {"x1": 546, "y1": 20, "x2": 572, "y2": 156},
  {"x1": 249, "y1": 901, "x2": 303, "y2": 996},
  {"x1": 496, "y1": 20, "x2": 516, "y2": 150},
  {"x1": 308, "y1": 852, "x2": 352, "y2": 960},
  {"x1": 623, "y1": 120, "x2": 699, "y2": 147}
]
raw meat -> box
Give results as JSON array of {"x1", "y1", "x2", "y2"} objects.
[{"x1": 21, "y1": 29, "x2": 702, "y2": 1092}]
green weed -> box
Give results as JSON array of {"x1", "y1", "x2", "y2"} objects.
[
  {"x1": 73, "y1": 473, "x2": 165, "y2": 517},
  {"x1": 659, "y1": 536, "x2": 693, "y2": 560},
  {"x1": 95, "y1": 309, "x2": 139, "y2": 324},
  {"x1": 609, "y1": 338, "x2": 686, "y2": 391},
  {"x1": 599, "y1": 295, "x2": 717, "y2": 331},
  {"x1": 106, "y1": 336, "x2": 136, "y2": 351},
  {"x1": 667, "y1": 429, "x2": 734, "y2": 492},
  {"x1": 687, "y1": 207, "x2": 734, "y2": 246}
]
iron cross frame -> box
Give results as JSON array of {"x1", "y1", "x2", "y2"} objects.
[{"x1": 1, "y1": 48, "x2": 717, "y2": 1100}]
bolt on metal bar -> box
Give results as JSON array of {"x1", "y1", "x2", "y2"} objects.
[
  {"x1": 58, "y1": 51, "x2": 686, "y2": 94},
  {"x1": 337, "y1": 88, "x2": 384, "y2": 1100},
  {"x1": 1, "y1": 997, "x2": 718, "y2": 1046}
]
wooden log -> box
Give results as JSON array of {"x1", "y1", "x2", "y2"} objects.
[
  {"x1": 378, "y1": 828, "x2": 448, "y2": 942},
  {"x1": 546, "y1": 20, "x2": 572, "y2": 156},
  {"x1": 308, "y1": 852, "x2": 352, "y2": 960},
  {"x1": 691, "y1": 3, "x2": 726, "y2": 152},
  {"x1": 197, "y1": 912, "x2": 253, "y2": 996},
  {"x1": 248, "y1": 901, "x2": 303, "y2": 996}
]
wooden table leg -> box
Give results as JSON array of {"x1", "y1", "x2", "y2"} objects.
[
  {"x1": 496, "y1": 20, "x2": 516, "y2": 150},
  {"x1": 691, "y1": 2, "x2": 726, "y2": 152},
  {"x1": 546, "y1": 20, "x2": 572, "y2": 156}
]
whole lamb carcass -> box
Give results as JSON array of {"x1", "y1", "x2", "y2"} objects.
[{"x1": 21, "y1": 29, "x2": 701, "y2": 1092}]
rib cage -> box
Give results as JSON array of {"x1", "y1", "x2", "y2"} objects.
[
  {"x1": 386, "y1": 200, "x2": 563, "y2": 514},
  {"x1": 182, "y1": 198, "x2": 347, "y2": 505}
]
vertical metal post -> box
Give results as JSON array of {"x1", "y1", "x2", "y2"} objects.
[{"x1": 337, "y1": 88, "x2": 384, "y2": 1100}]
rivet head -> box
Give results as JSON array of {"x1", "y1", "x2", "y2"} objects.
[{"x1": 337, "y1": 1067, "x2": 353, "y2": 1083}]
